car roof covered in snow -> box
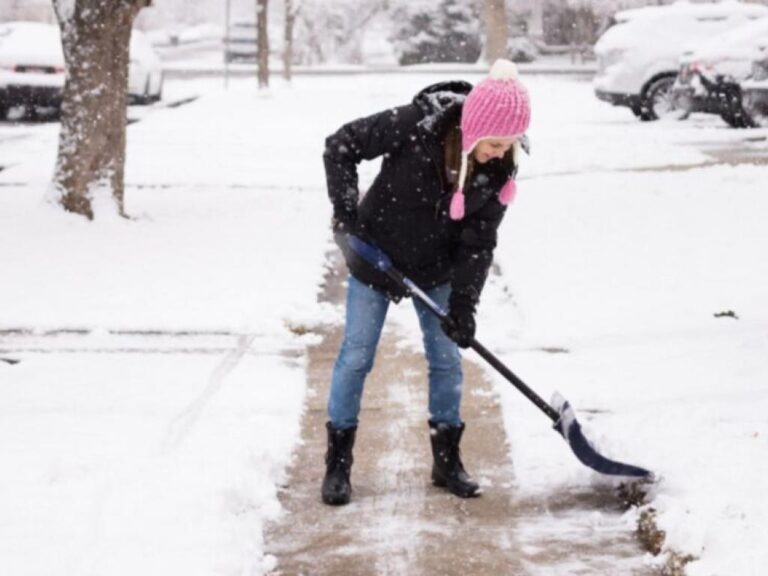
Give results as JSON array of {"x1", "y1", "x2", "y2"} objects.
[
  {"x1": 683, "y1": 15, "x2": 768, "y2": 63},
  {"x1": 614, "y1": 0, "x2": 768, "y2": 23},
  {"x1": 596, "y1": 1, "x2": 768, "y2": 54},
  {"x1": 0, "y1": 21, "x2": 160, "y2": 69},
  {"x1": 0, "y1": 21, "x2": 64, "y2": 67}
]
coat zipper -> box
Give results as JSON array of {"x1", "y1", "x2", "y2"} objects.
[{"x1": 417, "y1": 127, "x2": 451, "y2": 221}]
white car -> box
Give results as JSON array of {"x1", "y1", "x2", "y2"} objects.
[
  {"x1": 224, "y1": 21, "x2": 257, "y2": 63},
  {"x1": 742, "y1": 53, "x2": 768, "y2": 126},
  {"x1": 594, "y1": 1, "x2": 768, "y2": 121},
  {"x1": 128, "y1": 30, "x2": 163, "y2": 104},
  {"x1": 674, "y1": 17, "x2": 768, "y2": 127},
  {"x1": 0, "y1": 21, "x2": 163, "y2": 119}
]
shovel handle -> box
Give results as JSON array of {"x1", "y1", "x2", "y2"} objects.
[
  {"x1": 347, "y1": 234, "x2": 561, "y2": 424},
  {"x1": 468, "y1": 339, "x2": 560, "y2": 423}
]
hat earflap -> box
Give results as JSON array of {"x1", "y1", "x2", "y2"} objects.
[
  {"x1": 449, "y1": 151, "x2": 470, "y2": 220},
  {"x1": 498, "y1": 140, "x2": 521, "y2": 206}
]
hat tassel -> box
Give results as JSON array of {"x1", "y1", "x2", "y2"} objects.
[
  {"x1": 449, "y1": 152, "x2": 470, "y2": 220},
  {"x1": 498, "y1": 178, "x2": 517, "y2": 205},
  {"x1": 449, "y1": 188, "x2": 465, "y2": 220}
]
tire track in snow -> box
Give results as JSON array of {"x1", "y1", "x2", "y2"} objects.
[{"x1": 163, "y1": 333, "x2": 256, "y2": 451}]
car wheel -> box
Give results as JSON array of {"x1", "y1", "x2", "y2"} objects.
[
  {"x1": 630, "y1": 104, "x2": 645, "y2": 118},
  {"x1": 141, "y1": 76, "x2": 152, "y2": 105},
  {"x1": 720, "y1": 102, "x2": 756, "y2": 129},
  {"x1": 720, "y1": 111, "x2": 746, "y2": 128},
  {"x1": 151, "y1": 76, "x2": 163, "y2": 103},
  {"x1": 743, "y1": 98, "x2": 768, "y2": 128},
  {"x1": 642, "y1": 76, "x2": 689, "y2": 121}
]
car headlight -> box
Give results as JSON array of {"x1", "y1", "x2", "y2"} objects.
[{"x1": 596, "y1": 49, "x2": 625, "y2": 74}]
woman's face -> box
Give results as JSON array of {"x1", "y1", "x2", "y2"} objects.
[{"x1": 473, "y1": 138, "x2": 516, "y2": 164}]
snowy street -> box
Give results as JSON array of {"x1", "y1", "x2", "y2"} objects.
[{"x1": 1, "y1": 71, "x2": 768, "y2": 575}]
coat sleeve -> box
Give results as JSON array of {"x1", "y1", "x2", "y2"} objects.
[
  {"x1": 449, "y1": 189, "x2": 508, "y2": 312},
  {"x1": 323, "y1": 105, "x2": 421, "y2": 222}
]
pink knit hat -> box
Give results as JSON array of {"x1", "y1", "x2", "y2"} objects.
[{"x1": 450, "y1": 59, "x2": 531, "y2": 220}]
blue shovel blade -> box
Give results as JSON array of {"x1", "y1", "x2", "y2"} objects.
[{"x1": 551, "y1": 392, "x2": 653, "y2": 479}]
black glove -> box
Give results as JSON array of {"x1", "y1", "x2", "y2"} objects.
[{"x1": 441, "y1": 303, "x2": 476, "y2": 348}]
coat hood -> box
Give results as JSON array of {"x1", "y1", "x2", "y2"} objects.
[{"x1": 412, "y1": 81, "x2": 472, "y2": 134}]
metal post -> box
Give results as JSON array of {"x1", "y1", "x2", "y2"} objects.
[{"x1": 224, "y1": 0, "x2": 231, "y2": 89}]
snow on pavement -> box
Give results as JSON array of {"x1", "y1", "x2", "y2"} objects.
[{"x1": 1, "y1": 71, "x2": 767, "y2": 574}]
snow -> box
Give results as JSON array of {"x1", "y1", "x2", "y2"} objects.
[
  {"x1": 0, "y1": 21, "x2": 64, "y2": 68},
  {"x1": 594, "y1": 1, "x2": 768, "y2": 95},
  {"x1": 682, "y1": 16, "x2": 768, "y2": 81},
  {"x1": 481, "y1": 78, "x2": 768, "y2": 575},
  {"x1": 53, "y1": 0, "x2": 76, "y2": 25},
  {"x1": 1, "y1": 70, "x2": 768, "y2": 574}
]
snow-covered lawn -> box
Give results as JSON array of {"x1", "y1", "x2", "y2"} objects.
[
  {"x1": 1, "y1": 72, "x2": 767, "y2": 575},
  {"x1": 486, "y1": 77, "x2": 768, "y2": 576}
]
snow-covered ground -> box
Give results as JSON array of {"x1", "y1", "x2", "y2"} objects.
[
  {"x1": 484, "y1": 82, "x2": 768, "y2": 576},
  {"x1": 1, "y1": 72, "x2": 767, "y2": 575}
]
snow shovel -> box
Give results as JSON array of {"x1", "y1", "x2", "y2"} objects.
[{"x1": 347, "y1": 235, "x2": 652, "y2": 480}]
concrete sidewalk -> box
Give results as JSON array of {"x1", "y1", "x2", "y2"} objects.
[{"x1": 264, "y1": 256, "x2": 653, "y2": 576}]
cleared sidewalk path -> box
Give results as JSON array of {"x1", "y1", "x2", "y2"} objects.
[{"x1": 265, "y1": 258, "x2": 653, "y2": 575}]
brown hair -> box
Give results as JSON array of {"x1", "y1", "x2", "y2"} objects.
[{"x1": 444, "y1": 126, "x2": 516, "y2": 191}]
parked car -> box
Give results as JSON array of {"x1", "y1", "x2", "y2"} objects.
[
  {"x1": 674, "y1": 17, "x2": 768, "y2": 127},
  {"x1": 594, "y1": 2, "x2": 768, "y2": 121},
  {"x1": 0, "y1": 21, "x2": 163, "y2": 119},
  {"x1": 224, "y1": 21, "x2": 257, "y2": 63},
  {"x1": 129, "y1": 30, "x2": 163, "y2": 105},
  {"x1": 0, "y1": 22, "x2": 64, "y2": 117},
  {"x1": 741, "y1": 52, "x2": 768, "y2": 126}
]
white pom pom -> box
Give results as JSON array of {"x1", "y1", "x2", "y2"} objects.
[{"x1": 489, "y1": 59, "x2": 519, "y2": 80}]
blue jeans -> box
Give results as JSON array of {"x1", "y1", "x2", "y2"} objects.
[{"x1": 328, "y1": 275, "x2": 463, "y2": 429}]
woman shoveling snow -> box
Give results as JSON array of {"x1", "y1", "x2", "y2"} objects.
[{"x1": 321, "y1": 59, "x2": 531, "y2": 505}]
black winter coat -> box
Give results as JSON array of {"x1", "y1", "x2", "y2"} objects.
[{"x1": 323, "y1": 81, "x2": 515, "y2": 308}]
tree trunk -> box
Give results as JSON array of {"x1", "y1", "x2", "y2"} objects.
[
  {"x1": 283, "y1": 0, "x2": 295, "y2": 82},
  {"x1": 528, "y1": 0, "x2": 544, "y2": 42},
  {"x1": 52, "y1": 0, "x2": 150, "y2": 220},
  {"x1": 484, "y1": 0, "x2": 508, "y2": 63},
  {"x1": 257, "y1": 0, "x2": 269, "y2": 88}
]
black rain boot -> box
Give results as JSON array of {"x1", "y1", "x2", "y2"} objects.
[
  {"x1": 429, "y1": 420, "x2": 480, "y2": 498},
  {"x1": 321, "y1": 422, "x2": 357, "y2": 506}
]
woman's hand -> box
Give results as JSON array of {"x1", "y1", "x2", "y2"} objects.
[{"x1": 441, "y1": 305, "x2": 476, "y2": 348}]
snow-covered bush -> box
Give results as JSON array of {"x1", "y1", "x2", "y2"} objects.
[
  {"x1": 389, "y1": 0, "x2": 482, "y2": 65},
  {"x1": 507, "y1": 36, "x2": 538, "y2": 63},
  {"x1": 292, "y1": 0, "x2": 387, "y2": 65}
]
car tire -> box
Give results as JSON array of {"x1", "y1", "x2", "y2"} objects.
[
  {"x1": 720, "y1": 109, "x2": 753, "y2": 129},
  {"x1": 720, "y1": 99, "x2": 756, "y2": 129},
  {"x1": 743, "y1": 98, "x2": 768, "y2": 128},
  {"x1": 140, "y1": 76, "x2": 152, "y2": 105},
  {"x1": 630, "y1": 104, "x2": 645, "y2": 119},
  {"x1": 151, "y1": 76, "x2": 163, "y2": 104},
  {"x1": 641, "y1": 76, "x2": 688, "y2": 122}
]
